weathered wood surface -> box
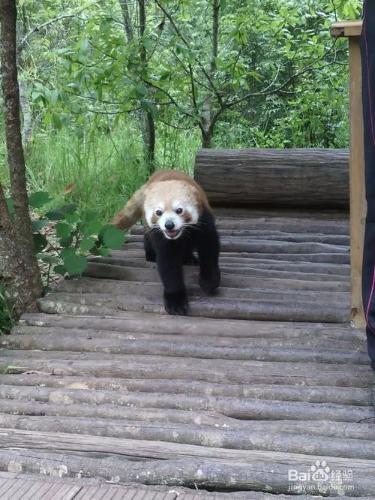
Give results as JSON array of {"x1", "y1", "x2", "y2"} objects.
[
  {"x1": 0, "y1": 208, "x2": 374, "y2": 497},
  {"x1": 331, "y1": 21, "x2": 363, "y2": 38},
  {"x1": 195, "y1": 149, "x2": 349, "y2": 208},
  {"x1": 0, "y1": 471, "x2": 251, "y2": 500}
]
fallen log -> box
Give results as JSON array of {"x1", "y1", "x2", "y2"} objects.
[
  {"x1": 0, "y1": 399, "x2": 373, "y2": 439},
  {"x1": 37, "y1": 293, "x2": 350, "y2": 323},
  {"x1": 84, "y1": 263, "x2": 351, "y2": 290},
  {"x1": 0, "y1": 432, "x2": 374, "y2": 495},
  {"x1": 125, "y1": 231, "x2": 350, "y2": 246},
  {"x1": 3, "y1": 331, "x2": 366, "y2": 365},
  {"x1": 56, "y1": 279, "x2": 350, "y2": 303},
  {"x1": 0, "y1": 385, "x2": 372, "y2": 421},
  {"x1": 195, "y1": 148, "x2": 349, "y2": 208},
  {"x1": 0, "y1": 413, "x2": 374, "y2": 459},
  {"x1": 104, "y1": 254, "x2": 351, "y2": 276},
  {"x1": 0, "y1": 373, "x2": 370, "y2": 405},
  {"x1": 20, "y1": 312, "x2": 364, "y2": 342},
  {"x1": 106, "y1": 248, "x2": 351, "y2": 265},
  {"x1": 123, "y1": 238, "x2": 348, "y2": 256},
  {"x1": 0, "y1": 355, "x2": 371, "y2": 388}
]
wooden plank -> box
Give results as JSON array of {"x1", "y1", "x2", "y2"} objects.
[
  {"x1": 0, "y1": 384, "x2": 372, "y2": 421},
  {"x1": 19, "y1": 312, "x2": 364, "y2": 341},
  {"x1": 0, "y1": 439, "x2": 374, "y2": 495},
  {"x1": 2, "y1": 331, "x2": 367, "y2": 364},
  {"x1": 37, "y1": 295, "x2": 350, "y2": 323},
  {"x1": 1, "y1": 353, "x2": 372, "y2": 388},
  {"x1": 0, "y1": 477, "x2": 81, "y2": 500},
  {"x1": 331, "y1": 21, "x2": 363, "y2": 38},
  {"x1": 348, "y1": 36, "x2": 366, "y2": 326},
  {"x1": 194, "y1": 149, "x2": 349, "y2": 208},
  {"x1": 1, "y1": 373, "x2": 370, "y2": 405},
  {"x1": 1, "y1": 413, "x2": 375, "y2": 459}
]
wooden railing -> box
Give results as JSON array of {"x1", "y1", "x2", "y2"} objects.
[{"x1": 331, "y1": 20, "x2": 365, "y2": 327}]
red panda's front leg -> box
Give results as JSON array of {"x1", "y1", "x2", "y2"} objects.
[
  {"x1": 154, "y1": 238, "x2": 188, "y2": 315},
  {"x1": 196, "y1": 211, "x2": 221, "y2": 295}
]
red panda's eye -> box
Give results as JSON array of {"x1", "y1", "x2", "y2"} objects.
[
  {"x1": 155, "y1": 209, "x2": 163, "y2": 217},
  {"x1": 175, "y1": 208, "x2": 183, "y2": 215}
]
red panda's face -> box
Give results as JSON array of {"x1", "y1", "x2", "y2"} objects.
[{"x1": 144, "y1": 181, "x2": 200, "y2": 240}]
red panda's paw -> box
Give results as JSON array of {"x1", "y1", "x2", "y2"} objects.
[
  {"x1": 164, "y1": 290, "x2": 188, "y2": 316},
  {"x1": 199, "y1": 266, "x2": 221, "y2": 295}
]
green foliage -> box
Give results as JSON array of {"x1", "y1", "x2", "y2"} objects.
[
  {"x1": 25, "y1": 190, "x2": 126, "y2": 283},
  {"x1": 8, "y1": 0, "x2": 361, "y2": 158}
]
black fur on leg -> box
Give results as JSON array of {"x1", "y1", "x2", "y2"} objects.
[
  {"x1": 195, "y1": 209, "x2": 221, "y2": 295},
  {"x1": 149, "y1": 230, "x2": 188, "y2": 315},
  {"x1": 164, "y1": 290, "x2": 188, "y2": 315},
  {"x1": 144, "y1": 231, "x2": 156, "y2": 262}
]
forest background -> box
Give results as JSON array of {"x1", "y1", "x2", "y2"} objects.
[{"x1": 0, "y1": 0, "x2": 363, "y2": 221}]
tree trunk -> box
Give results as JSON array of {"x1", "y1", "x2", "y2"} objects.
[
  {"x1": 0, "y1": 0, "x2": 42, "y2": 316},
  {"x1": 200, "y1": 0, "x2": 220, "y2": 148},
  {"x1": 119, "y1": 0, "x2": 134, "y2": 43},
  {"x1": 201, "y1": 128, "x2": 213, "y2": 148},
  {"x1": 19, "y1": 79, "x2": 33, "y2": 147},
  {"x1": 138, "y1": 0, "x2": 156, "y2": 173}
]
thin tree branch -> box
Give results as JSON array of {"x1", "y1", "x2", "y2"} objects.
[
  {"x1": 19, "y1": 14, "x2": 79, "y2": 50},
  {"x1": 119, "y1": 0, "x2": 134, "y2": 43},
  {"x1": 153, "y1": 0, "x2": 223, "y2": 105}
]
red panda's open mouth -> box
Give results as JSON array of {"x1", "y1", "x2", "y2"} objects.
[{"x1": 164, "y1": 228, "x2": 182, "y2": 240}]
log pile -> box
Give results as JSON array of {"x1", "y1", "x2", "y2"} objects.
[{"x1": 0, "y1": 206, "x2": 373, "y2": 497}]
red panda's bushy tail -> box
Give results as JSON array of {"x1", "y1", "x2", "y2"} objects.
[{"x1": 111, "y1": 184, "x2": 146, "y2": 230}]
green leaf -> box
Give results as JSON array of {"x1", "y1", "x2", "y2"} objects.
[
  {"x1": 98, "y1": 247, "x2": 110, "y2": 257},
  {"x1": 29, "y1": 191, "x2": 52, "y2": 209},
  {"x1": 45, "y1": 203, "x2": 77, "y2": 221},
  {"x1": 135, "y1": 84, "x2": 147, "y2": 97},
  {"x1": 82, "y1": 220, "x2": 102, "y2": 236},
  {"x1": 33, "y1": 233, "x2": 48, "y2": 253},
  {"x1": 52, "y1": 113, "x2": 62, "y2": 129},
  {"x1": 65, "y1": 212, "x2": 80, "y2": 224},
  {"x1": 59, "y1": 235, "x2": 74, "y2": 248},
  {"x1": 53, "y1": 264, "x2": 66, "y2": 276},
  {"x1": 50, "y1": 89, "x2": 59, "y2": 105},
  {"x1": 143, "y1": 37, "x2": 153, "y2": 52},
  {"x1": 56, "y1": 222, "x2": 72, "y2": 239},
  {"x1": 32, "y1": 219, "x2": 48, "y2": 232},
  {"x1": 79, "y1": 237, "x2": 96, "y2": 252},
  {"x1": 63, "y1": 253, "x2": 87, "y2": 276},
  {"x1": 60, "y1": 248, "x2": 75, "y2": 259},
  {"x1": 100, "y1": 225, "x2": 125, "y2": 250}
]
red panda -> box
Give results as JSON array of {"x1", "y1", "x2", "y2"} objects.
[{"x1": 112, "y1": 170, "x2": 220, "y2": 315}]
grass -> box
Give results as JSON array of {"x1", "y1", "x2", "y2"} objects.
[{"x1": 21, "y1": 120, "x2": 200, "y2": 223}]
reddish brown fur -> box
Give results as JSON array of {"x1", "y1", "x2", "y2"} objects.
[
  {"x1": 112, "y1": 170, "x2": 211, "y2": 230},
  {"x1": 147, "y1": 171, "x2": 211, "y2": 212}
]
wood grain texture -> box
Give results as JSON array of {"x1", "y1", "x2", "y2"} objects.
[
  {"x1": 331, "y1": 21, "x2": 363, "y2": 38},
  {"x1": 1, "y1": 208, "x2": 373, "y2": 496},
  {"x1": 348, "y1": 37, "x2": 366, "y2": 326},
  {"x1": 195, "y1": 148, "x2": 349, "y2": 208}
]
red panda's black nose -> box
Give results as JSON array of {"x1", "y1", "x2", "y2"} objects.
[{"x1": 165, "y1": 220, "x2": 175, "y2": 231}]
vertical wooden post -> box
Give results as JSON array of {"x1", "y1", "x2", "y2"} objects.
[{"x1": 331, "y1": 21, "x2": 365, "y2": 327}]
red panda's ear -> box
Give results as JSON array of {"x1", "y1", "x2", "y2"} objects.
[
  {"x1": 190, "y1": 186, "x2": 204, "y2": 214},
  {"x1": 192, "y1": 185, "x2": 210, "y2": 214}
]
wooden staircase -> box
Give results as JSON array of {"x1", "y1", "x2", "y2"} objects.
[{"x1": 0, "y1": 150, "x2": 374, "y2": 497}]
